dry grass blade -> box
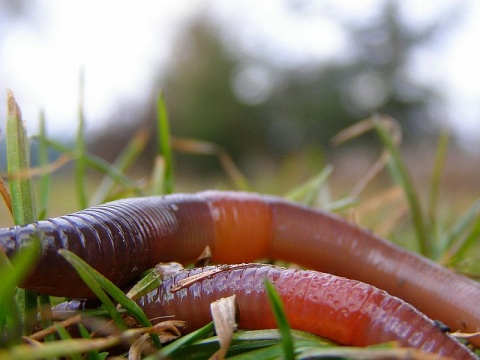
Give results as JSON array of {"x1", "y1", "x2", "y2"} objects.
[
  {"x1": 129, "y1": 334, "x2": 152, "y2": 360},
  {"x1": 0, "y1": 177, "x2": 12, "y2": 216},
  {"x1": 29, "y1": 315, "x2": 82, "y2": 341},
  {"x1": 355, "y1": 186, "x2": 404, "y2": 217},
  {"x1": 451, "y1": 330, "x2": 480, "y2": 340},
  {"x1": 171, "y1": 137, "x2": 251, "y2": 191},
  {"x1": 0, "y1": 335, "x2": 121, "y2": 359},
  {"x1": 151, "y1": 262, "x2": 185, "y2": 285},
  {"x1": 129, "y1": 321, "x2": 186, "y2": 359},
  {"x1": 1, "y1": 154, "x2": 71, "y2": 180},
  {"x1": 169, "y1": 269, "x2": 222, "y2": 293},
  {"x1": 331, "y1": 115, "x2": 402, "y2": 197},
  {"x1": 31, "y1": 322, "x2": 187, "y2": 360},
  {"x1": 209, "y1": 295, "x2": 238, "y2": 360},
  {"x1": 0, "y1": 153, "x2": 70, "y2": 219},
  {"x1": 90, "y1": 127, "x2": 150, "y2": 204},
  {"x1": 169, "y1": 264, "x2": 258, "y2": 293},
  {"x1": 331, "y1": 115, "x2": 402, "y2": 147},
  {"x1": 375, "y1": 202, "x2": 409, "y2": 237},
  {"x1": 150, "y1": 155, "x2": 166, "y2": 196},
  {"x1": 195, "y1": 246, "x2": 213, "y2": 267},
  {"x1": 354, "y1": 186, "x2": 408, "y2": 236}
]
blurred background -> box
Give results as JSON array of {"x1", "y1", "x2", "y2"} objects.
[{"x1": 0, "y1": 0, "x2": 479, "y2": 206}]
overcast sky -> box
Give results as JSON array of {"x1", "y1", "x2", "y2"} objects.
[{"x1": 0, "y1": 0, "x2": 479, "y2": 150}]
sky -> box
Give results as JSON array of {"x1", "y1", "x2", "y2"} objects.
[
  {"x1": 0, "y1": 0, "x2": 480, "y2": 150},
  {"x1": 0, "y1": 1, "x2": 201, "y2": 138}
]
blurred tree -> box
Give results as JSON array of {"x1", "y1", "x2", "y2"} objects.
[
  {"x1": 91, "y1": 19, "x2": 270, "y2": 170},
  {"x1": 96, "y1": 0, "x2": 462, "y2": 172},
  {"x1": 162, "y1": 0, "x2": 458, "y2": 157},
  {"x1": 267, "y1": 0, "x2": 459, "y2": 147},
  {"x1": 163, "y1": 20, "x2": 268, "y2": 160}
]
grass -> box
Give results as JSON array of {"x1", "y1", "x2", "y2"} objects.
[{"x1": 0, "y1": 91, "x2": 479, "y2": 359}]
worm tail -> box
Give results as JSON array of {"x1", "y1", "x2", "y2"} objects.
[{"x1": 265, "y1": 199, "x2": 480, "y2": 339}]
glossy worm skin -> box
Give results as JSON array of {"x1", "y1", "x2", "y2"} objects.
[
  {"x1": 136, "y1": 264, "x2": 476, "y2": 359},
  {"x1": 1, "y1": 191, "x2": 479, "y2": 346}
]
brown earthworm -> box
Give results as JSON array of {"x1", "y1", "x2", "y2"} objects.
[
  {"x1": 1, "y1": 191, "x2": 479, "y2": 350},
  {"x1": 135, "y1": 263, "x2": 476, "y2": 359}
]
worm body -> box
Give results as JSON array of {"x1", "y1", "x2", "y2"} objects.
[
  {"x1": 1, "y1": 191, "x2": 479, "y2": 346},
  {"x1": 137, "y1": 264, "x2": 476, "y2": 359}
]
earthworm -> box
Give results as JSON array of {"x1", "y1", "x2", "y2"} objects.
[
  {"x1": 133, "y1": 263, "x2": 476, "y2": 359},
  {"x1": 1, "y1": 191, "x2": 479, "y2": 347}
]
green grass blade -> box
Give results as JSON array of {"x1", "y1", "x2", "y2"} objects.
[
  {"x1": 324, "y1": 196, "x2": 358, "y2": 213},
  {"x1": 217, "y1": 150, "x2": 251, "y2": 191},
  {"x1": 427, "y1": 132, "x2": 449, "y2": 226},
  {"x1": 56, "y1": 325, "x2": 83, "y2": 360},
  {"x1": 284, "y1": 165, "x2": 333, "y2": 206},
  {"x1": 58, "y1": 250, "x2": 161, "y2": 348},
  {"x1": 90, "y1": 128, "x2": 150, "y2": 205},
  {"x1": 77, "y1": 324, "x2": 106, "y2": 360},
  {"x1": 75, "y1": 71, "x2": 88, "y2": 208},
  {"x1": 5, "y1": 90, "x2": 39, "y2": 335},
  {"x1": 156, "y1": 92, "x2": 174, "y2": 195},
  {"x1": 0, "y1": 337, "x2": 122, "y2": 360},
  {"x1": 0, "y1": 296, "x2": 22, "y2": 347},
  {"x1": 451, "y1": 217, "x2": 480, "y2": 265},
  {"x1": 373, "y1": 118, "x2": 431, "y2": 257},
  {"x1": 0, "y1": 237, "x2": 40, "y2": 342},
  {"x1": 57, "y1": 250, "x2": 127, "y2": 331},
  {"x1": 60, "y1": 250, "x2": 155, "y2": 328},
  {"x1": 37, "y1": 110, "x2": 51, "y2": 220},
  {"x1": 125, "y1": 268, "x2": 162, "y2": 300},
  {"x1": 228, "y1": 338, "x2": 332, "y2": 360},
  {"x1": 169, "y1": 336, "x2": 277, "y2": 359},
  {"x1": 55, "y1": 324, "x2": 73, "y2": 341},
  {"x1": 153, "y1": 322, "x2": 215, "y2": 358},
  {"x1": 150, "y1": 156, "x2": 166, "y2": 196},
  {"x1": 42, "y1": 138, "x2": 142, "y2": 196},
  {"x1": 219, "y1": 343, "x2": 284, "y2": 360},
  {"x1": 38, "y1": 294, "x2": 55, "y2": 345},
  {"x1": 17, "y1": 290, "x2": 37, "y2": 337},
  {"x1": 441, "y1": 198, "x2": 480, "y2": 265},
  {"x1": 296, "y1": 344, "x2": 429, "y2": 359},
  {"x1": 264, "y1": 279, "x2": 294, "y2": 360},
  {"x1": 445, "y1": 198, "x2": 480, "y2": 249},
  {"x1": 6, "y1": 90, "x2": 37, "y2": 225},
  {"x1": 171, "y1": 330, "x2": 330, "y2": 360}
]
